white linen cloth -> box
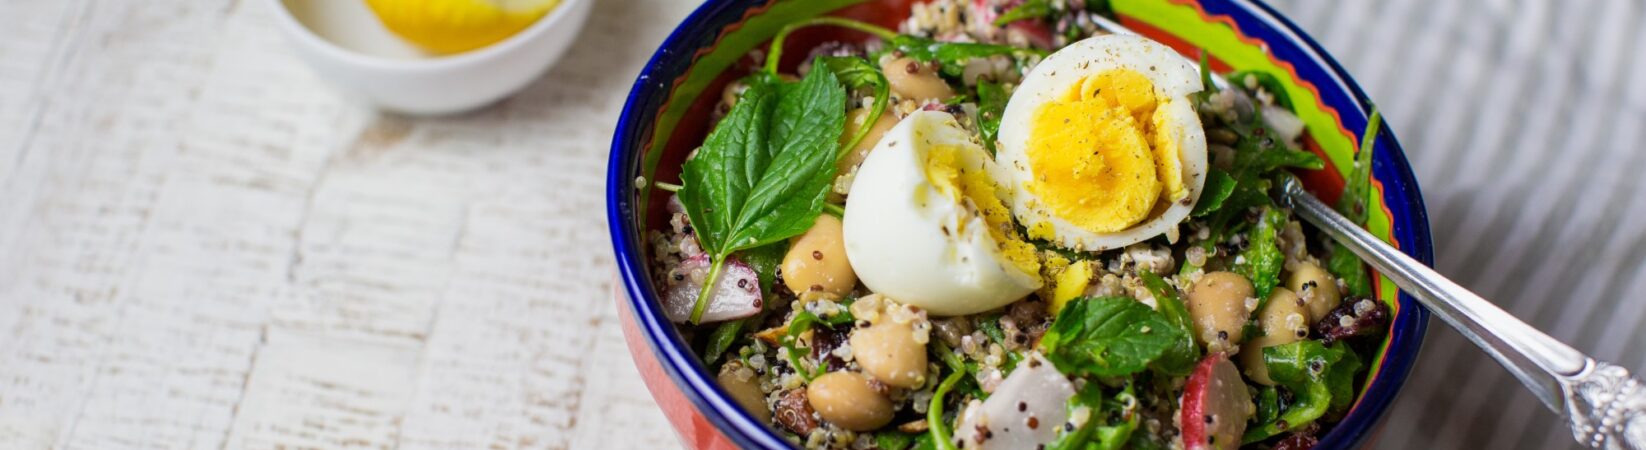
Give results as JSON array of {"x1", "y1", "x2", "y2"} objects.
[{"x1": 1267, "y1": 1, "x2": 1646, "y2": 448}]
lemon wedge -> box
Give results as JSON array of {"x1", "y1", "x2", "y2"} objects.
[{"x1": 364, "y1": 0, "x2": 561, "y2": 55}]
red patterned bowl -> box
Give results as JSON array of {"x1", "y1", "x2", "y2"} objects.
[{"x1": 607, "y1": 1, "x2": 1432, "y2": 448}]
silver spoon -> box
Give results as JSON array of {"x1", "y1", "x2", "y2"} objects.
[
  {"x1": 1280, "y1": 176, "x2": 1645, "y2": 450},
  {"x1": 1083, "y1": 13, "x2": 1646, "y2": 450}
]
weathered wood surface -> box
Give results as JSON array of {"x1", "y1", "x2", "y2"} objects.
[{"x1": 0, "y1": 0, "x2": 691, "y2": 448}]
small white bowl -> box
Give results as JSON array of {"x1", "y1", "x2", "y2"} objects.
[{"x1": 269, "y1": 0, "x2": 591, "y2": 115}]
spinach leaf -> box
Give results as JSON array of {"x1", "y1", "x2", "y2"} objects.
[
  {"x1": 1085, "y1": 0, "x2": 1114, "y2": 19},
  {"x1": 888, "y1": 36, "x2": 1047, "y2": 79},
  {"x1": 1242, "y1": 340, "x2": 1349, "y2": 443},
  {"x1": 1049, "y1": 382, "x2": 1137, "y2": 450},
  {"x1": 1234, "y1": 207, "x2": 1288, "y2": 302},
  {"x1": 1191, "y1": 169, "x2": 1236, "y2": 217},
  {"x1": 976, "y1": 79, "x2": 1009, "y2": 155},
  {"x1": 1226, "y1": 70, "x2": 1293, "y2": 111},
  {"x1": 677, "y1": 62, "x2": 849, "y2": 323},
  {"x1": 1040, "y1": 297, "x2": 1184, "y2": 377},
  {"x1": 1138, "y1": 271, "x2": 1199, "y2": 376},
  {"x1": 702, "y1": 319, "x2": 747, "y2": 365},
  {"x1": 875, "y1": 431, "x2": 917, "y2": 450},
  {"x1": 994, "y1": 0, "x2": 1052, "y2": 26},
  {"x1": 1328, "y1": 110, "x2": 1383, "y2": 297},
  {"x1": 1325, "y1": 342, "x2": 1363, "y2": 414}
]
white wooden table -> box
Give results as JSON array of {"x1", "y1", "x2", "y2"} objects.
[
  {"x1": 0, "y1": 0, "x2": 689, "y2": 447},
  {"x1": 5, "y1": 0, "x2": 1644, "y2": 449}
]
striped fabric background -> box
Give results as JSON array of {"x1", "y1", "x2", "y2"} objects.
[{"x1": 1262, "y1": 0, "x2": 1646, "y2": 448}]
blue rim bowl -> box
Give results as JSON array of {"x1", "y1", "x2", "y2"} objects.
[{"x1": 607, "y1": 1, "x2": 1432, "y2": 448}]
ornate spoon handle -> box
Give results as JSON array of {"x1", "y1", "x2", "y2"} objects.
[{"x1": 1279, "y1": 177, "x2": 1645, "y2": 449}]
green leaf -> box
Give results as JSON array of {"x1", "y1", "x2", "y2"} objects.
[
  {"x1": 639, "y1": 0, "x2": 870, "y2": 226},
  {"x1": 1234, "y1": 207, "x2": 1288, "y2": 301},
  {"x1": 1328, "y1": 240, "x2": 1373, "y2": 297},
  {"x1": 1085, "y1": 0, "x2": 1114, "y2": 17},
  {"x1": 815, "y1": 56, "x2": 890, "y2": 154},
  {"x1": 723, "y1": 65, "x2": 848, "y2": 253},
  {"x1": 993, "y1": 0, "x2": 1052, "y2": 26},
  {"x1": 1040, "y1": 297, "x2": 1184, "y2": 377},
  {"x1": 928, "y1": 370, "x2": 966, "y2": 450},
  {"x1": 1139, "y1": 271, "x2": 1199, "y2": 376},
  {"x1": 1049, "y1": 383, "x2": 1137, "y2": 450},
  {"x1": 976, "y1": 79, "x2": 1009, "y2": 155},
  {"x1": 679, "y1": 78, "x2": 778, "y2": 255},
  {"x1": 1325, "y1": 342, "x2": 1363, "y2": 414},
  {"x1": 702, "y1": 319, "x2": 746, "y2": 365},
  {"x1": 739, "y1": 242, "x2": 788, "y2": 295},
  {"x1": 1226, "y1": 70, "x2": 1294, "y2": 111},
  {"x1": 1242, "y1": 340, "x2": 1344, "y2": 443},
  {"x1": 1190, "y1": 169, "x2": 1237, "y2": 217},
  {"x1": 1254, "y1": 385, "x2": 1282, "y2": 424},
  {"x1": 1328, "y1": 109, "x2": 1382, "y2": 297},
  {"x1": 875, "y1": 431, "x2": 917, "y2": 450},
  {"x1": 888, "y1": 36, "x2": 1046, "y2": 79}
]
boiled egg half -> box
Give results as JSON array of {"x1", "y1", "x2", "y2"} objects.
[
  {"x1": 997, "y1": 34, "x2": 1208, "y2": 252},
  {"x1": 842, "y1": 111, "x2": 1041, "y2": 316}
]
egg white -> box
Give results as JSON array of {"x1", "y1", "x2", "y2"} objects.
[
  {"x1": 996, "y1": 34, "x2": 1209, "y2": 252},
  {"x1": 842, "y1": 111, "x2": 1041, "y2": 316}
]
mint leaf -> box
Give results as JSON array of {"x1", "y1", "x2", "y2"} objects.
[
  {"x1": 724, "y1": 66, "x2": 847, "y2": 252},
  {"x1": 1040, "y1": 297, "x2": 1183, "y2": 377},
  {"x1": 1234, "y1": 207, "x2": 1287, "y2": 301},
  {"x1": 1139, "y1": 271, "x2": 1199, "y2": 375},
  {"x1": 676, "y1": 61, "x2": 849, "y2": 323},
  {"x1": 680, "y1": 78, "x2": 777, "y2": 255}
]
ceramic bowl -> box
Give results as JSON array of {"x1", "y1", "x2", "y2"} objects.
[
  {"x1": 607, "y1": 1, "x2": 1432, "y2": 448},
  {"x1": 268, "y1": 0, "x2": 591, "y2": 115}
]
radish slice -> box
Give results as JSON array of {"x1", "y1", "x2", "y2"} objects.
[
  {"x1": 662, "y1": 254, "x2": 762, "y2": 323},
  {"x1": 954, "y1": 353, "x2": 1074, "y2": 449},
  {"x1": 1180, "y1": 352, "x2": 1254, "y2": 450},
  {"x1": 1260, "y1": 104, "x2": 1306, "y2": 144}
]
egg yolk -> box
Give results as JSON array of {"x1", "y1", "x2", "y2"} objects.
[
  {"x1": 924, "y1": 144, "x2": 1042, "y2": 277},
  {"x1": 1026, "y1": 69, "x2": 1186, "y2": 235}
]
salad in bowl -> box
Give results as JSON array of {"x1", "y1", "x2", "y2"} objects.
[{"x1": 608, "y1": 1, "x2": 1431, "y2": 449}]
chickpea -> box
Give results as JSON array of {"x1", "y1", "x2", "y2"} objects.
[
  {"x1": 850, "y1": 316, "x2": 928, "y2": 388},
  {"x1": 1286, "y1": 262, "x2": 1342, "y2": 323},
  {"x1": 1240, "y1": 288, "x2": 1310, "y2": 385},
  {"x1": 880, "y1": 55, "x2": 954, "y2": 102},
  {"x1": 718, "y1": 365, "x2": 772, "y2": 423},
  {"x1": 1187, "y1": 271, "x2": 1256, "y2": 353},
  {"x1": 807, "y1": 372, "x2": 895, "y2": 431},
  {"x1": 782, "y1": 215, "x2": 856, "y2": 297},
  {"x1": 836, "y1": 108, "x2": 900, "y2": 174}
]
